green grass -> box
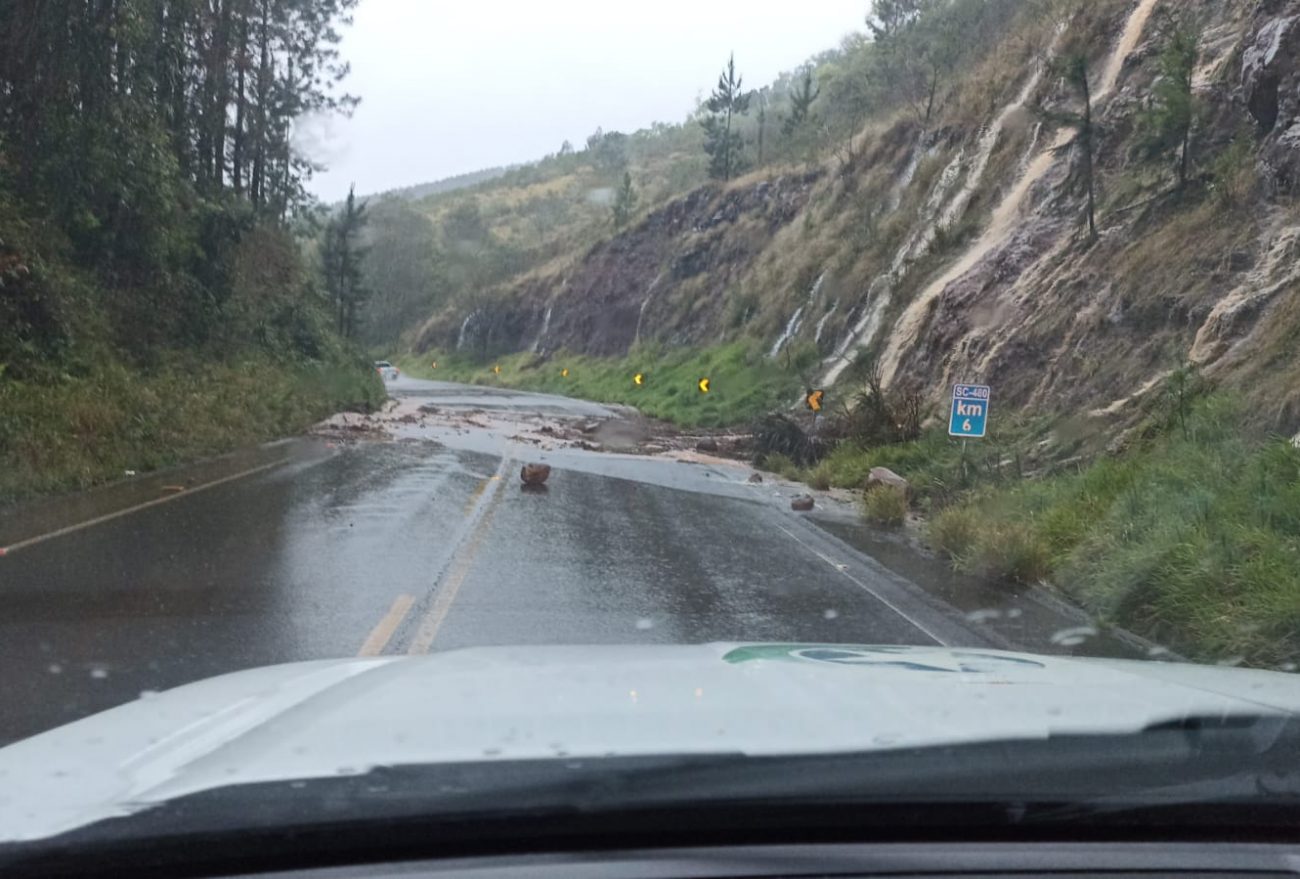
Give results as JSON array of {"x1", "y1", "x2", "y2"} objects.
[
  {"x1": 399, "y1": 342, "x2": 805, "y2": 428},
  {"x1": 919, "y1": 395, "x2": 1300, "y2": 667},
  {"x1": 0, "y1": 353, "x2": 383, "y2": 502},
  {"x1": 863, "y1": 485, "x2": 908, "y2": 526}
]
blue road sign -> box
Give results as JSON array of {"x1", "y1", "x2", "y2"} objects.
[{"x1": 949, "y1": 383, "x2": 991, "y2": 439}]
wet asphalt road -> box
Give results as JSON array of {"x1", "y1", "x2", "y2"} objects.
[{"x1": 0, "y1": 377, "x2": 1129, "y2": 745}]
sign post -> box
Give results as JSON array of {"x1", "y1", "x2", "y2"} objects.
[{"x1": 948, "y1": 383, "x2": 991, "y2": 440}]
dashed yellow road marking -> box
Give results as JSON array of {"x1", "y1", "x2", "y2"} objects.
[
  {"x1": 408, "y1": 460, "x2": 512, "y2": 654},
  {"x1": 357, "y1": 593, "x2": 417, "y2": 656}
]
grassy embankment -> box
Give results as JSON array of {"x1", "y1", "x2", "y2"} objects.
[
  {"x1": 805, "y1": 391, "x2": 1300, "y2": 668},
  {"x1": 0, "y1": 355, "x2": 383, "y2": 503},
  {"x1": 399, "y1": 342, "x2": 809, "y2": 428}
]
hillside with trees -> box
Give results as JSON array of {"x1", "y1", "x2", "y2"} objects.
[{"x1": 0, "y1": 0, "x2": 382, "y2": 500}]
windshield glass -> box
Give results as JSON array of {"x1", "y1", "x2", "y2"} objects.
[{"x1": 2, "y1": 0, "x2": 1299, "y2": 854}]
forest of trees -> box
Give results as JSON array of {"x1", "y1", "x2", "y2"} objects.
[{"x1": 0, "y1": 0, "x2": 361, "y2": 376}]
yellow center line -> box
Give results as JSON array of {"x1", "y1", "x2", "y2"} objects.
[
  {"x1": 408, "y1": 460, "x2": 512, "y2": 655},
  {"x1": 0, "y1": 458, "x2": 287, "y2": 557},
  {"x1": 356, "y1": 593, "x2": 417, "y2": 657}
]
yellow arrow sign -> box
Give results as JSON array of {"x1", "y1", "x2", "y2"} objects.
[
  {"x1": 493, "y1": 365, "x2": 502, "y2": 375},
  {"x1": 634, "y1": 373, "x2": 645, "y2": 386},
  {"x1": 806, "y1": 389, "x2": 826, "y2": 413},
  {"x1": 431, "y1": 361, "x2": 438, "y2": 370},
  {"x1": 698, "y1": 377, "x2": 711, "y2": 394},
  {"x1": 561, "y1": 368, "x2": 570, "y2": 378}
]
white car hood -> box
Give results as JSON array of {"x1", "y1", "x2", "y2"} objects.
[{"x1": 2, "y1": 643, "x2": 1300, "y2": 842}]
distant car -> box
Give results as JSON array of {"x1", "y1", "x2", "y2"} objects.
[{"x1": 374, "y1": 361, "x2": 400, "y2": 381}]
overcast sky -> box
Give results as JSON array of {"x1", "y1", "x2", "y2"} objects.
[{"x1": 306, "y1": 1, "x2": 867, "y2": 201}]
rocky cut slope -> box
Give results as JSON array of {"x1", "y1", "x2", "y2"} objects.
[{"x1": 416, "y1": 0, "x2": 1300, "y2": 433}]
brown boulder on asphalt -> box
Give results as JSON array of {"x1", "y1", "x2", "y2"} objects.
[
  {"x1": 521, "y1": 463, "x2": 552, "y2": 486},
  {"x1": 695, "y1": 438, "x2": 720, "y2": 453},
  {"x1": 791, "y1": 495, "x2": 815, "y2": 512},
  {"x1": 867, "y1": 467, "x2": 910, "y2": 497},
  {"x1": 748, "y1": 473, "x2": 764, "y2": 484}
]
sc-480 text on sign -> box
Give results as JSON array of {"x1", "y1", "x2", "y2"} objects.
[{"x1": 949, "y1": 384, "x2": 991, "y2": 439}]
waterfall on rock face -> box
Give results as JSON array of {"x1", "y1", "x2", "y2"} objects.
[
  {"x1": 769, "y1": 272, "x2": 826, "y2": 359},
  {"x1": 769, "y1": 307, "x2": 807, "y2": 359},
  {"x1": 456, "y1": 314, "x2": 474, "y2": 351},
  {"x1": 530, "y1": 305, "x2": 553, "y2": 353},
  {"x1": 872, "y1": 0, "x2": 1160, "y2": 389},
  {"x1": 633, "y1": 272, "x2": 665, "y2": 347},
  {"x1": 821, "y1": 0, "x2": 1160, "y2": 391},
  {"x1": 814, "y1": 302, "x2": 839, "y2": 346},
  {"x1": 817, "y1": 31, "x2": 1070, "y2": 389}
]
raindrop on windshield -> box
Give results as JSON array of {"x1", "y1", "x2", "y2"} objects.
[
  {"x1": 823, "y1": 609, "x2": 840, "y2": 620},
  {"x1": 1049, "y1": 626, "x2": 1097, "y2": 647},
  {"x1": 1216, "y1": 656, "x2": 1246, "y2": 668},
  {"x1": 139, "y1": 690, "x2": 160, "y2": 700},
  {"x1": 635, "y1": 618, "x2": 655, "y2": 631},
  {"x1": 1280, "y1": 662, "x2": 1298, "y2": 673},
  {"x1": 89, "y1": 666, "x2": 109, "y2": 680},
  {"x1": 47, "y1": 664, "x2": 63, "y2": 675},
  {"x1": 966, "y1": 609, "x2": 1001, "y2": 623}
]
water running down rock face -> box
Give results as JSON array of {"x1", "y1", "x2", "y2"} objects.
[
  {"x1": 414, "y1": 0, "x2": 1300, "y2": 436},
  {"x1": 770, "y1": 273, "x2": 825, "y2": 359},
  {"x1": 829, "y1": 0, "x2": 1162, "y2": 391}
]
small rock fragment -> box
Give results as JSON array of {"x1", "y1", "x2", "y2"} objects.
[
  {"x1": 695, "y1": 438, "x2": 719, "y2": 453},
  {"x1": 791, "y1": 495, "x2": 815, "y2": 512},
  {"x1": 748, "y1": 473, "x2": 764, "y2": 484}
]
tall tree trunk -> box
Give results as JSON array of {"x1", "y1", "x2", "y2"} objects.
[
  {"x1": 232, "y1": 11, "x2": 247, "y2": 194},
  {"x1": 1179, "y1": 123, "x2": 1190, "y2": 189},
  {"x1": 723, "y1": 105, "x2": 733, "y2": 181},
  {"x1": 1081, "y1": 68, "x2": 1096, "y2": 241},
  {"x1": 251, "y1": 0, "x2": 269, "y2": 208},
  {"x1": 211, "y1": 0, "x2": 234, "y2": 190}
]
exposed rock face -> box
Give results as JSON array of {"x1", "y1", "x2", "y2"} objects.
[
  {"x1": 416, "y1": 173, "x2": 820, "y2": 358},
  {"x1": 411, "y1": 0, "x2": 1300, "y2": 435},
  {"x1": 1242, "y1": 5, "x2": 1300, "y2": 191}
]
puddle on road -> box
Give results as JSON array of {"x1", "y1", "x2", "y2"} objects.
[
  {"x1": 0, "y1": 438, "x2": 333, "y2": 550},
  {"x1": 814, "y1": 518, "x2": 1159, "y2": 662}
]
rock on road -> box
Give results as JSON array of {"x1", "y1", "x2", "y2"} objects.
[{"x1": 0, "y1": 376, "x2": 1131, "y2": 745}]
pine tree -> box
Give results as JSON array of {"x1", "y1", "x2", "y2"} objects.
[
  {"x1": 323, "y1": 185, "x2": 371, "y2": 340},
  {"x1": 612, "y1": 172, "x2": 638, "y2": 229},
  {"x1": 1041, "y1": 54, "x2": 1098, "y2": 241},
  {"x1": 866, "y1": 0, "x2": 923, "y2": 41},
  {"x1": 782, "y1": 68, "x2": 821, "y2": 137},
  {"x1": 700, "y1": 53, "x2": 752, "y2": 181},
  {"x1": 1145, "y1": 12, "x2": 1201, "y2": 188}
]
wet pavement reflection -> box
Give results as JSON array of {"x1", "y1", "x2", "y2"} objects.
[{"x1": 0, "y1": 376, "x2": 1147, "y2": 745}]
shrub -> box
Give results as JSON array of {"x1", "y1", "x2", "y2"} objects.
[
  {"x1": 863, "y1": 485, "x2": 908, "y2": 527},
  {"x1": 930, "y1": 506, "x2": 981, "y2": 557},
  {"x1": 966, "y1": 523, "x2": 1054, "y2": 585}
]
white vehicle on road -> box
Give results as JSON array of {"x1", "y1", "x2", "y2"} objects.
[{"x1": 374, "y1": 360, "x2": 400, "y2": 381}]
